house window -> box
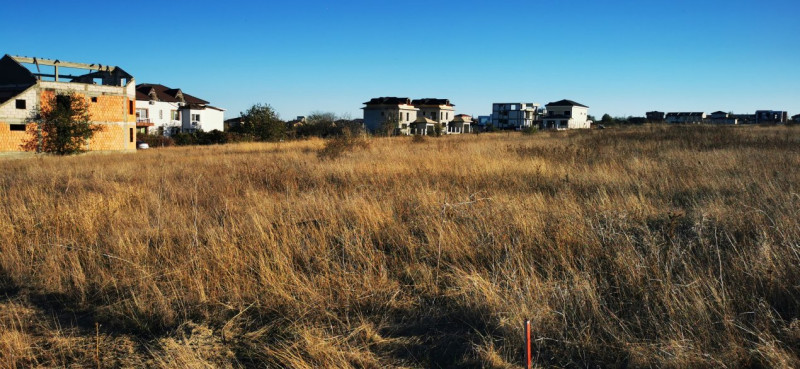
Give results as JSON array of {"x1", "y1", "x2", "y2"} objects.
[
  {"x1": 159, "y1": 110, "x2": 163, "y2": 119},
  {"x1": 406, "y1": 112, "x2": 409, "y2": 121},
  {"x1": 128, "y1": 100, "x2": 134, "y2": 115},
  {"x1": 15, "y1": 99, "x2": 26, "y2": 109},
  {"x1": 136, "y1": 108, "x2": 148, "y2": 119},
  {"x1": 9, "y1": 124, "x2": 26, "y2": 131},
  {"x1": 91, "y1": 97, "x2": 98, "y2": 103},
  {"x1": 129, "y1": 128, "x2": 134, "y2": 142},
  {"x1": 565, "y1": 111, "x2": 571, "y2": 117},
  {"x1": 191, "y1": 114, "x2": 200, "y2": 121},
  {"x1": 171, "y1": 110, "x2": 179, "y2": 120},
  {"x1": 381, "y1": 111, "x2": 385, "y2": 117}
]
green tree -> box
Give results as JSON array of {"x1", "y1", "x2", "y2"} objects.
[
  {"x1": 600, "y1": 114, "x2": 614, "y2": 125},
  {"x1": 23, "y1": 93, "x2": 101, "y2": 155},
  {"x1": 235, "y1": 103, "x2": 285, "y2": 141}
]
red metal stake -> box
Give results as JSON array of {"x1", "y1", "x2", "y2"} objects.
[{"x1": 525, "y1": 319, "x2": 532, "y2": 369}]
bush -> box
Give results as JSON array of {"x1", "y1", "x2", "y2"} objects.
[
  {"x1": 521, "y1": 126, "x2": 538, "y2": 135},
  {"x1": 412, "y1": 134, "x2": 426, "y2": 144},
  {"x1": 137, "y1": 133, "x2": 175, "y2": 148},
  {"x1": 317, "y1": 132, "x2": 370, "y2": 160}
]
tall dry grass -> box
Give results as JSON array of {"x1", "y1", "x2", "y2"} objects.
[{"x1": 1, "y1": 125, "x2": 799, "y2": 368}]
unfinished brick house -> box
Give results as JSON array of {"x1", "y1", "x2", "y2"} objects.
[{"x1": 0, "y1": 54, "x2": 137, "y2": 153}]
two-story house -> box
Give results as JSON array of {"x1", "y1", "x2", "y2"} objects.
[
  {"x1": 541, "y1": 99, "x2": 591, "y2": 130},
  {"x1": 412, "y1": 98, "x2": 455, "y2": 129},
  {"x1": 135, "y1": 84, "x2": 224, "y2": 135},
  {"x1": 361, "y1": 97, "x2": 419, "y2": 134}
]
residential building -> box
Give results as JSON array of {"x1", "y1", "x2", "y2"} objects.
[
  {"x1": 755, "y1": 110, "x2": 788, "y2": 124},
  {"x1": 541, "y1": 99, "x2": 591, "y2": 130},
  {"x1": 135, "y1": 83, "x2": 224, "y2": 135},
  {"x1": 665, "y1": 112, "x2": 706, "y2": 124},
  {"x1": 707, "y1": 111, "x2": 738, "y2": 124},
  {"x1": 0, "y1": 54, "x2": 137, "y2": 153},
  {"x1": 792, "y1": 114, "x2": 800, "y2": 123},
  {"x1": 732, "y1": 114, "x2": 756, "y2": 124},
  {"x1": 491, "y1": 102, "x2": 540, "y2": 130},
  {"x1": 449, "y1": 114, "x2": 473, "y2": 134},
  {"x1": 646, "y1": 111, "x2": 665, "y2": 122},
  {"x1": 412, "y1": 98, "x2": 455, "y2": 129},
  {"x1": 361, "y1": 97, "x2": 418, "y2": 134}
]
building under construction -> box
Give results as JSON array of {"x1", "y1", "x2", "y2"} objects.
[{"x1": 0, "y1": 54, "x2": 137, "y2": 152}]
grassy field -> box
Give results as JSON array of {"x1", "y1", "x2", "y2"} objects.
[{"x1": 1, "y1": 125, "x2": 799, "y2": 368}]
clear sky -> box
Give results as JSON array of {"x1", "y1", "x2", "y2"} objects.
[{"x1": 1, "y1": 0, "x2": 798, "y2": 119}]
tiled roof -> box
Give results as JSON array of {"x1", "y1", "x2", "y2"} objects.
[
  {"x1": 363, "y1": 97, "x2": 412, "y2": 105},
  {"x1": 136, "y1": 83, "x2": 209, "y2": 104},
  {"x1": 545, "y1": 99, "x2": 588, "y2": 108},
  {"x1": 411, "y1": 98, "x2": 454, "y2": 107}
]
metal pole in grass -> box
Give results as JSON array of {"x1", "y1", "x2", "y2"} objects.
[{"x1": 524, "y1": 319, "x2": 531, "y2": 369}]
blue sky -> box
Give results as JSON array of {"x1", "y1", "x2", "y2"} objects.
[{"x1": 1, "y1": 0, "x2": 798, "y2": 119}]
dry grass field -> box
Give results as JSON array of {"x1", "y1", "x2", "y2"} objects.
[{"x1": 1, "y1": 125, "x2": 799, "y2": 368}]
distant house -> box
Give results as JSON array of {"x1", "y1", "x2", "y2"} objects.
[
  {"x1": 541, "y1": 99, "x2": 590, "y2": 130},
  {"x1": 646, "y1": 111, "x2": 665, "y2": 122},
  {"x1": 449, "y1": 114, "x2": 473, "y2": 134},
  {"x1": 665, "y1": 112, "x2": 705, "y2": 124},
  {"x1": 476, "y1": 115, "x2": 491, "y2": 128},
  {"x1": 361, "y1": 97, "x2": 418, "y2": 134},
  {"x1": 707, "y1": 111, "x2": 737, "y2": 124},
  {"x1": 792, "y1": 114, "x2": 800, "y2": 123},
  {"x1": 412, "y1": 98, "x2": 455, "y2": 129},
  {"x1": 135, "y1": 84, "x2": 224, "y2": 135},
  {"x1": 755, "y1": 110, "x2": 788, "y2": 124},
  {"x1": 491, "y1": 103, "x2": 540, "y2": 130}
]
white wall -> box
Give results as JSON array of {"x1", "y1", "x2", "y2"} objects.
[
  {"x1": 181, "y1": 107, "x2": 225, "y2": 132},
  {"x1": 136, "y1": 100, "x2": 183, "y2": 135}
]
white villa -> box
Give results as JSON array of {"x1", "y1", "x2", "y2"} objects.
[
  {"x1": 135, "y1": 84, "x2": 224, "y2": 135},
  {"x1": 361, "y1": 97, "x2": 418, "y2": 134},
  {"x1": 413, "y1": 98, "x2": 455, "y2": 128},
  {"x1": 542, "y1": 99, "x2": 591, "y2": 130}
]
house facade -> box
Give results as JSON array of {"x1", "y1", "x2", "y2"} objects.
[
  {"x1": 541, "y1": 99, "x2": 590, "y2": 130},
  {"x1": 362, "y1": 97, "x2": 419, "y2": 134},
  {"x1": 490, "y1": 103, "x2": 540, "y2": 130},
  {"x1": 755, "y1": 110, "x2": 788, "y2": 124},
  {"x1": 449, "y1": 114, "x2": 473, "y2": 134},
  {"x1": 707, "y1": 111, "x2": 738, "y2": 124},
  {"x1": 135, "y1": 83, "x2": 224, "y2": 135},
  {"x1": 0, "y1": 54, "x2": 137, "y2": 153},
  {"x1": 412, "y1": 98, "x2": 455, "y2": 129}
]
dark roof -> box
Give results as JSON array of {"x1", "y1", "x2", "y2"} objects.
[
  {"x1": 710, "y1": 111, "x2": 727, "y2": 115},
  {"x1": 363, "y1": 97, "x2": 412, "y2": 105},
  {"x1": 136, "y1": 83, "x2": 209, "y2": 104},
  {"x1": 411, "y1": 98, "x2": 454, "y2": 107},
  {"x1": 545, "y1": 99, "x2": 588, "y2": 108}
]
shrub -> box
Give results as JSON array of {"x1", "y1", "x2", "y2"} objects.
[
  {"x1": 136, "y1": 133, "x2": 175, "y2": 148},
  {"x1": 317, "y1": 132, "x2": 370, "y2": 160},
  {"x1": 521, "y1": 126, "x2": 538, "y2": 135}
]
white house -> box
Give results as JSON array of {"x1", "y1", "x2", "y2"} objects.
[
  {"x1": 542, "y1": 99, "x2": 591, "y2": 130},
  {"x1": 491, "y1": 103, "x2": 541, "y2": 130},
  {"x1": 361, "y1": 97, "x2": 419, "y2": 134},
  {"x1": 135, "y1": 84, "x2": 224, "y2": 135},
  {"x1": 412, "y1": 98, "x2": 455, "y2": 131}
]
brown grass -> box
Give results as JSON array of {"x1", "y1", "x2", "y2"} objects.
[{"x1": 1, "y1": 125, "x2": 799, "y2": 367}]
